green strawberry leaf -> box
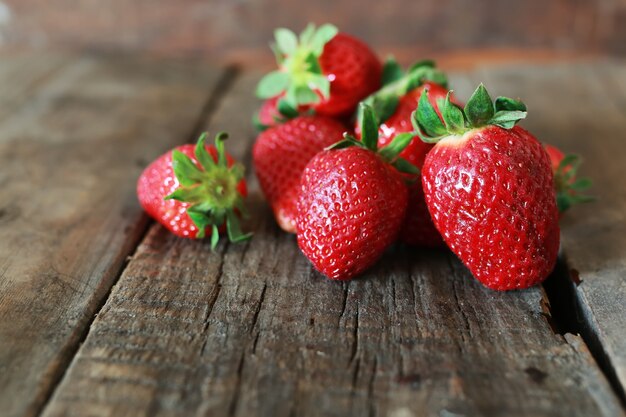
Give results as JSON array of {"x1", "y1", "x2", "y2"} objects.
[
  {"x1": 309, "y1": 24, "x2": 338, "y2": 54},
  {"x1": 256, "y1": 71, "x2": 290, "y2": 99},
  {"x1": 226, "y1": 210, "x2": 253, "y2": 243},
  {"x1": 414, "y1": 88, "x2": 447, "y2": 137},
  {"x1": 299, "y1": 23, "x2": 316, "y2": 44},
  {"x1": 274, "y1": 28, "x2": 298, "y2": 54},
  {"x1": 379, "y1": 132, "x2": 414, "y2": 161},
  {"x1": 489, "y1": 110, "x2": 527, "y2": 129},
  {"x1": 214, "y1": 131, "x2": 228, "y2": 167},
  {"x1": 441, "y1": 92, "x2": 465, "y2": 133},
  {"x1": 495, "y1": 96, "x2": 527, "y2": 112},
  {"x1": 276, "y1": 98, "x2": 298, "y2": 118},
  {"x1": 326, "y1": 136, "x2": 365, "y2": 151},
  {"x1": 358, "y1": 103, "x2": 379, "y2": 152},
  {"x1": 164, "y1": 186, "x2": 203, "y2": 202},
  {"x1": 171, "y1": 150, "x2": 203, "y2": 186},
  {"x1": 382, "y1": 56, "x2": 405, "y2": 86},
  {"x1": 392, "y1": 157, "x2": 420, "y2": 175},
  {"x1": 210, "y1": 225, "x2": 220, "y2": 249},
  {"x1": 309, "y1": 73, "x2": 330, "y2": 99},
  {"x1": 294, "y1": 85, "x2": 319, "y2": 104},
  {"x1": 408, "y1": 59, "x2": 435, "y2": 72},
  {"x1": 194, "y1": 132, "x2": 216, "y2": 171},
  {"x1": 465, "y1": 84, "x2": 495, "y2": 127},
  {"x1": 368, "y1": 95, "x2": 399, "y2": 125},
  {"x1": 570, "y1": 177, "x2": 592, "y2": 190}
]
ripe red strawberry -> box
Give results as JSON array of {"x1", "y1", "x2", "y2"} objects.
[
  {"x1": 415, "y1": 84, "x2": 560, "y2": 290},
  {"x1": 253, "y1": 115, "x2": 346, "y2": 233},
  {"x1": 401, "y1": 181, "x2": 445, "y2": 247},
  {"x1": 544, "y1": 143, "x2": 594, "y2": 214},
  {"x1": 137, "y1": 132, "x2": 251, "y2": 247},
  {"x1": 255, "y1": 95, "x2": 283, "y2": 129},
  {"x1": 297, "y1": 104, "x2": 415, "y2": 280},
  {"x1": 256, "y1": 24, "x2": 382, "y2": 118},
  {"x1": 356, "y1": 61, "x2": 455, "y2": 247}
]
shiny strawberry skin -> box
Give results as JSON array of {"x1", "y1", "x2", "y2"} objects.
[
  {"x1": 315, "y1": 33, "x2": 382, "y2": 117},
  {"x1": 253, "y1": 116, "x2": 346, "y2": 233},
  {"x1": 297, "y1": 147, "x2": 408, "y2": 280},
  {"x1": 422, "y1": 126, "x2": 560, "y2": 290},
  {"x1": 137, "y1": 145, "x2": 246, "y2": 239},
  {"x1": 378, "y1": 82, "x2": 449, "y2": 167}
]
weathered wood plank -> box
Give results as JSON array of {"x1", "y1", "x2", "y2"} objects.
[
  {"x1": 2, "y1": 0, "x2": 625, "y2": 60},
  {"x1": 476, "y1": 60, "x2": 626, "y2": 401},
  {"x1": 0, "y1": 53, "x2": 226, "y2": 417},
  {"x1": 42, "y1": 71, "x2": 624, "y2": 417},
  {"x1": 0, "y1": 52, "x2": 68, "y2": 121}
]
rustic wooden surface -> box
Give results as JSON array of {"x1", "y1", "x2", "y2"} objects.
[
  {"x1": 0, "y1": 53, "x2": 625, "y2": 417},
  {"x1": 1, "y1": 0, "x2": 625, "y2": 63},
  {"x1": 38, "y1": 69, "x2": 626, "y2": 417},
  {"x1": 475, "y1": 62, "x2": 626, "y2": 402},
  {"x1": 0, "y1": 52, "x2": 227, "y2": 417}
]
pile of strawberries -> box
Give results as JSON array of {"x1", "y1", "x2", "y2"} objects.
[{"x1": 137, "y1": 24, "x2": 592, "y2": 291}]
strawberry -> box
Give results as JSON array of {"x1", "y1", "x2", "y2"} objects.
[
  {"x1": 254, "y1": 95, "x2": 284, "y2": 130},
  {"x1": 401, "y1": 181, "x2": 445, "y2": 247},
  {"x1": 253, "y1": 115, "x2": 346, "y2": 233},
  {"x1": 414, "y1": 84, "x2": 560, "y2": 290},
  {"x1": 137, "y1": 132, "x2": 251, "y2": 247},
  {"x1": 253, "y1": 93, "x2": 305, "y2": 131},
  {"x1": 296, "y1": 104, "x2": 415, "y2": 280},
  {"x1": 544, "y1": 143, "x2": 594, "y2": 214},
  {"x1": 256, "y1": 24, "x2": 382, "y2": 118},
  {"x1": 357, "y1": 60, "x2": 454, "y2": 247}
]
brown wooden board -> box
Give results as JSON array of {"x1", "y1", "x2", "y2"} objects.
[
  {"x1": 2, "y1": 0, "x2": 626, "y2": 60},
  {"x1": 475, "y1": 60, "x2": 626, "y2": 402},
  {"x1": 41, "y1": 71, "x2": 624, "y2": 417},
  {"x1": 0, "y1": 53, "x2": 226, "y2": 417}
]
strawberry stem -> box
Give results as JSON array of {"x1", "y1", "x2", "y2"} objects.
[
  {"x1": 553, "y1": 153, "x2": 595, "y2": 213},
  {"x1": 363, "y1": 59, "x2": 448, "y2": 124},
  {"x1": 413, "y1": 83, "x2": 528, "y2": 143},
  {"x1": 256, "y1": 24, "x2": 338, "y2": 109},
  {"x1": 326, "y1": 103, "x2": 419, "y2": 176},
  {"x1": 165, "y1": 132, "x2": 251, "y2": 247}
]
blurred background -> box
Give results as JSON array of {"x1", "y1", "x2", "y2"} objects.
[{"x1": 0, "y1": 0, "x2": 625, "y2": 68}]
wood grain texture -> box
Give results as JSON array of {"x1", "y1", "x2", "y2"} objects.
[
  {"x1": 0, "y1": 53, "x2": 225, "y2": 417},
  {"x1": 41, "y1": 72, "x2": 624, "y2": 417},
  {"x1": 476, "y1": 61, "x2": 626, "y2": 401},
  {"x1": 1, "y1": 0, "x2": 625, "y2": 63}
]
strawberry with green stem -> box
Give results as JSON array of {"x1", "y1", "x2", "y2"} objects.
[
  {"x1": 415, "y1": 84, "x2": 560, "y2": 290},
  {"x1": 544, "y1": 143, "x2": 594, "y2": 214},
  {"x1": 296, "y1": 103, "x2": 416, "y2": 280},
  {"x1": 256, "y1": 23, "x2": 382, "y2": 119},
  {"x1": 357, "y1": 59, "x2": 454, "y2": 247},
  {"x1": 137, "y1": 132, "x2": 251, "y2": 247}
]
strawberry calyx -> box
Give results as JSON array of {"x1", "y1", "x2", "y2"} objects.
[
  {"x1": 327, "y1": 102, "x2": 419, "y2": 176},
  {"x1": 413, "y1": 83, "x2": 527, "y2": 143},
  {"x1": 363, "y1": 58, "x2": 448, "y2": 124},
  {"x1": 165, "y1": 132, "x2": 251, "y2": 248},
  {"x1": 553, "y1": 154, "x2": 595, "y2": 213},
  {"x1": 252, "y1": 96, "x2": 313, "y2": 132},
  {"x1": 255, "y1": 23, "x2": 338, "y2": 113}
]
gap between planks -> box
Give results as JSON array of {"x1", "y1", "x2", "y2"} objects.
[
  {"x1": 544, "y1": 259, "x2": 626, "y2": 408},
  {"x1": 32, "y1": 65, "x2": 241, "y2": 417}
]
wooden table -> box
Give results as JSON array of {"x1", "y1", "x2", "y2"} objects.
[{"x1": 0, "y1": 52, "x2": 625, "y2": 417}]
